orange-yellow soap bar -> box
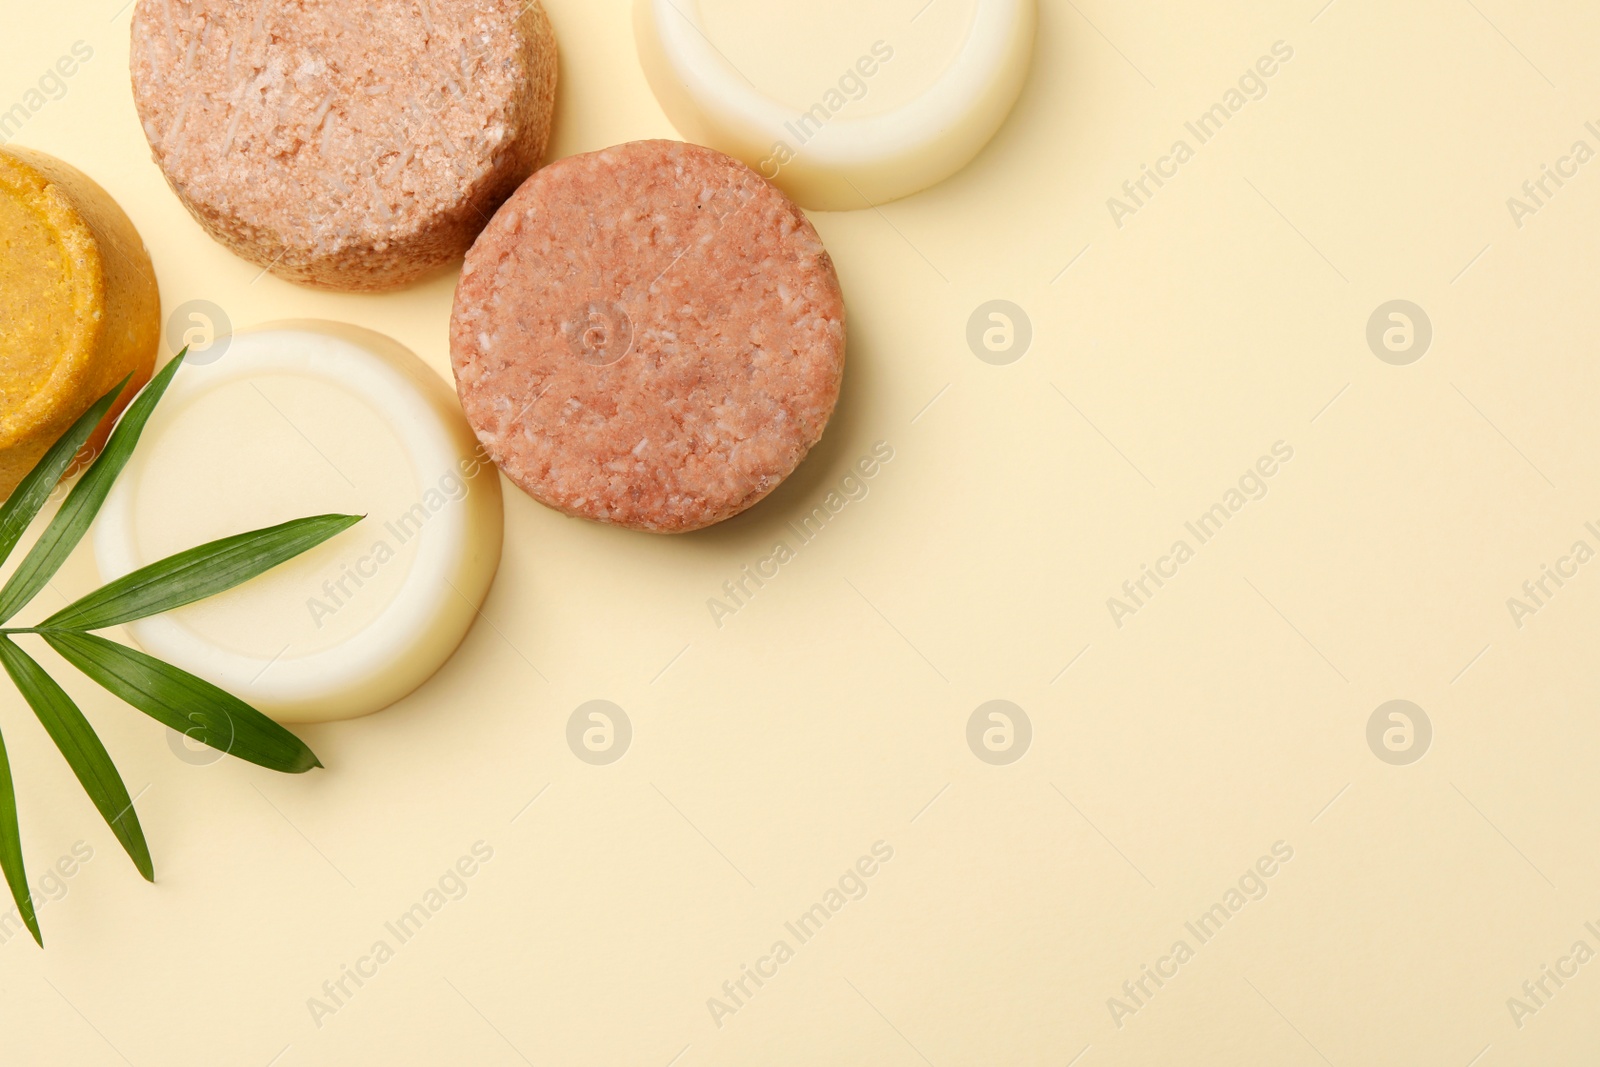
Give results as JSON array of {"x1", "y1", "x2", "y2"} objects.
[{"x1": 0, "y1": 146, "x2": 159, "y2": 497}]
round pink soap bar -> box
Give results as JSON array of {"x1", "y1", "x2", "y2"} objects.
[
  {"x1": 129, "y1": 0, "x2": 558, "y2": 291},
  {"x1": 450, "y1": 140, "x2": 847, "y2": 534}
]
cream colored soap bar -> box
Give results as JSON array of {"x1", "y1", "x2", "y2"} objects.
[
  {"x1": 93, "y1": 322, "x2": 503, "y2": 723},
  {"x1": 634, "y1": 0, "x2": 1035, "y2": 210}
]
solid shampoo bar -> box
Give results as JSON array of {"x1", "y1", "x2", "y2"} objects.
[
  {"x1": 0, "y1": 147, "x2": 158, "y2": 497},
  {"x1": 129, "y1": 0, "x2": 559, "y2": 291},
  {"x1": 450, "y1": 141, "x2": 845, "y2": 533},
  {"x1": 634, "y1": 0, "x2": 1036, "y2": 210},
  {"x1": 94, "y1": 322, "x2": 504, "y2": 723}
]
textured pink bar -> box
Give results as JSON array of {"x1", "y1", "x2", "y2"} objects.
[
  {"x1": 130, "y1": 0, "x2": 557, "y2": 291},
  {"x1": 450, "y1": 140, "x2": 847, "y2": 534}
]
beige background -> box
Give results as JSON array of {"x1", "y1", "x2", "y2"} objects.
[{"x1": 3, "y1": 0, "x2": 1598, "y2": 1064}]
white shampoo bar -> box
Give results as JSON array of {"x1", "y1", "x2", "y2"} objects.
[
  {"x1": 634, "y1": 0, "x2": 1036, "y2": 210},
  {"x1": 93, "y1": 322, "x2": 503, "y2": 723}
]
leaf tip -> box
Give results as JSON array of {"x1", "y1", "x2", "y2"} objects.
[{"x1": 18, "y1": 904, "x2": 41, "y2": 947}]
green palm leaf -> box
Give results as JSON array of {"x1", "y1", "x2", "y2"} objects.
[
  {"x1": 0, "y1": 343, "x2": 368, "y2": 947},
  {"x1": 43, "y1": 632, "x2": 321, "y2": 774},
  {"x1": 0, "y1": 353, "x2": 186, "y2": 624},
  {"x1": 0, "y1": 638, "x2": 152, "y2": 881},
  {"x1": 44, "y1": 514, "x2": 362, "y2": 632},
  {"x1": 0, "y1": 372, "x2": 130, "y2": 570},
  {"x1": 0, "y1": 723, "x2": 40, "y2": 946}
]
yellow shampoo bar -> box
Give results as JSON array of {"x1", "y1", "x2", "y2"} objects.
[
  {"x1": 0, "y1": 147, "x2": 158, "y2": 496},
  {"x1": 93, "y1": 323, "x2": 505, "y2": 723}
]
